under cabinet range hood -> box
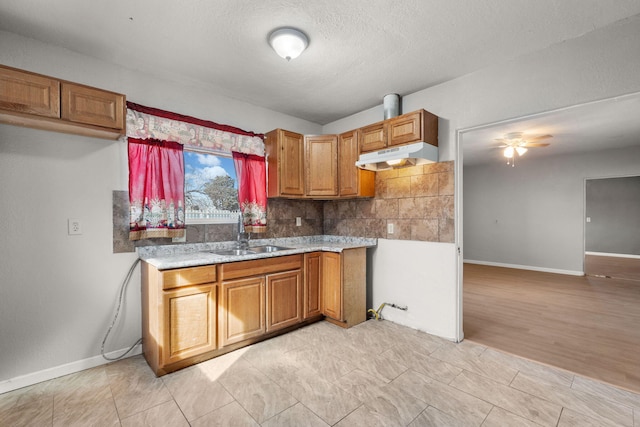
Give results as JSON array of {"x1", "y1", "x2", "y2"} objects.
[{"x1": 355, "y1": 142, "x2": 438, "y2": 171}]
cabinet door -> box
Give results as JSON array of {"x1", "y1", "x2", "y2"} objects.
[
  {"x1": 280, "y1": 130, "x2": 305, "y2": 196},
  {"x1": 0, "y1": 66, "x2": 60, "y2": 118},
  {"x1": 306, "y1": 134, "x2": 338, "y2": 197},
  {"x1": 266, "y1": 270, "x2": 302, "y2": 332},
  {"x1": 321, "y1": 252, "x2": 343, "y2": 321},
  {"x1": 304, "y1": 252, "x2": 322, "y2": 319},
  {"x1": 359, "y1": 121, "x2": 386, "y2": 153},
  {"x1": 388, "y1": 110, "x2": 423, "y2": 146},
  {"x1": 219, "y1": 277, "x2": 265, "y2": 346},
  {"x1": 162, "y1": 284, "x2": 217, "y2": 366},
  {"x1": 61, "y1": 82, "x2": 125, "y2": 130},
  {"x1": 339, "y1": 130, "x2": 375, "y2": 197}
]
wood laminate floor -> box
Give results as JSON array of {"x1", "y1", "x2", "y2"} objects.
[{"x1": 463, "y1": 263, "x2": 640, "y2": 394}]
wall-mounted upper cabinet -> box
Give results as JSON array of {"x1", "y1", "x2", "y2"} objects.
[
  {"x1": 60, "y1": 82, "x2": 125, "y2": 131},
  {"x1": 266, "y1": 128, "x2": 375, "y2": 200},
  {"x1": 0, "y1": 64, "x2": 125, "y2": 140},
  {"x1": 359, "y1": 109, "x2": 438, "y2": 153},
  {"x1": 359, "y1": 121, "x2": 387, "y2": 153},
  {"x1": 338, "y1": 130, "x2": 375, "y2": 198},
  {"x1": 265, "y1": 128, "x2": 306, "y2": 198},
  {"x1": 305, "y1": 134, "x2": 338, "y2": 197},
  {"x1": 0, "y1": 66, "x2": 60, "y2": 118}
]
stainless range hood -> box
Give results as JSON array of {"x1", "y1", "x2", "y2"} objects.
[
  {"x1": 355, "y1": 94, "x2": 438, "y2": 171},
  {"x1": 355, "y1": 142, "x2": 438, "y2": 171}
]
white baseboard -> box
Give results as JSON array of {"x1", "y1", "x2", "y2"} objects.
[
  {"x1": 0, "y1": 345, "x2": 142, "y2": 394},
  {"x1": 464, "y1": 259, "x2": 584, "y2": 276},
  {"x1": 585, "y1": 251, "x2": 640, "y2": 259}
]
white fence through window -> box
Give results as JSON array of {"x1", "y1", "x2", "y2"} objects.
[{"x1": 185, "y1": 208, "x2": 240, "y2": 224}]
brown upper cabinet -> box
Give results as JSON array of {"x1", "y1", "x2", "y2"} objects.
[
  {"x1": 359, "y1": 121, "x2": 386, "y2": 153},
  {"x1": 305, "y1": 134, "x2": 338, "y2": 197},
  {"x1": 265, "y1": 129, "x2": 305, "y2": 197},
  {"x1": 266, "y1": 128, "x2": 374, "y2": 200},
  {"x1": 359, "y1": 109, "x2": 438, "y2": 153},
  {"x1": 0, "y1": 64, "x2": 125, "y2": 140},
  {"x1": 338, "y1": 130, "x2": 375, "y2": 197}
]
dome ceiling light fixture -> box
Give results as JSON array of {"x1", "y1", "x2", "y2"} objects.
[{"x1": 268, "y1": 27, "x2": 309, "y2": 61}]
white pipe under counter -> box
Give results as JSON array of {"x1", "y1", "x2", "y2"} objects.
[{"x1": 137, "y1": 235, "x2": 377, "y2": 270}]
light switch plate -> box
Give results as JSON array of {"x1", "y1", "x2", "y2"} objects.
[
  {"x1": 387, "y1": 223, "x2": 394, "y2": 234},
  {"x1": 296, "y1": 217, "x2": 302, "y2": 226}
]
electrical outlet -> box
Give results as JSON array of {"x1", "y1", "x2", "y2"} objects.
[
  {"x1": 68, "y1": 219, "x2": 82, "y2": 235},
  {"x1": 387, "y1": 223, "x2": 394, "y2": 234},
  {"x1": 296, "y1": 217, "x2": 302, "y2": 226}
]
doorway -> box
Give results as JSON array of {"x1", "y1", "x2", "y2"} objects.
[
  {"x1": 455, "y1": 92, "x2": 640, "y2": 391},
  {"x1": 584, "y1": 175, "x2": 640, "y2": 281}
]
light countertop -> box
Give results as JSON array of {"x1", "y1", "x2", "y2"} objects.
[{"x1": 137, "y1": 235, "x2": 377, "y2": 270}]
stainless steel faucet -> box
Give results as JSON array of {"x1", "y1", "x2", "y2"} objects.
[{"x1": 237, "y1": 215, "x2": 250, "y2": 249}]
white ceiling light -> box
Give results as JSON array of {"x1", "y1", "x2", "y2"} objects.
[
  {"x1": 269, "y1": 28, "x2": 309, "y2": 61},
  {"x1": 503, "y1": 146, "x2": 515, "y2": 158},
  {"x1": 494, "y1": 131, "x2": 552, "y2": 167}
]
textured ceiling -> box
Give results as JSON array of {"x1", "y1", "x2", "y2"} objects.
[{"x1": 2, "y1": 0, "x2": 640, "y2": 125}]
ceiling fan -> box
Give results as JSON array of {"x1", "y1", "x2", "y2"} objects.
[{"x1": 494, "y1": 132, "x2": 552, "y2": 166}]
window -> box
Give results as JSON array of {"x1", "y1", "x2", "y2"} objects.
[{"x1": 184, "y1": 149, "x2": 240, "y2": 224}]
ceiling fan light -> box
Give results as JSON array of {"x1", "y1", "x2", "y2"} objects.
[
  {"x1": 269, "y1": 28, "x2": 308, "y2": 61},
  {"x1": 503, "y1": 146, "x2": 514, "y2": 158},
  {"x1": 516, "y1": 147, "x2": 528, "y2": 156}
]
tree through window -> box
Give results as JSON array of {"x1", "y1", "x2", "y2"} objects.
[{"x1": 184, "y1": 150, "x2": 240, "y2": 223}]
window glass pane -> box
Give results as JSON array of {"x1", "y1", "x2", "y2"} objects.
[{"x1": 184, "y1": 150, "x2": 240, "y2": 224}]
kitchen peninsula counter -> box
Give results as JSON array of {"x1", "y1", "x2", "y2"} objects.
[{"x1": 137, "y1": 235, "x2": 376, "y2": 270}]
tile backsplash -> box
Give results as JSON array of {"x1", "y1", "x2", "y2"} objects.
[
  {"x1": 113, "y1": 161, "x2": 454, "y2": 253},
  {"x1": 112, "y1": 192, "x2": 323, "y2": 253},
  {"x1": 324, "y1": 161, "x2": 454, "y2": 243}
]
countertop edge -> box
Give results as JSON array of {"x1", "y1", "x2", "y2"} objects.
[{"x1": 138, "y1": 236, "x2": 377, "y2": 270}]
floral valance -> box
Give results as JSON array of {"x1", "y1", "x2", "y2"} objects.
[{"x1": 126, "y1": 102, "x2": 265, "y2": 156}]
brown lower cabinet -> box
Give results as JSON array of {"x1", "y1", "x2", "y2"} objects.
[
  {"x1": 142, "y1": 249, "x2": 366, "y2": 376},
  {"x1": 266, "y1": 270, "x2": 303, "y2": 332},
  {"x1": 303, "y1": 252, "x2": 323, "y2": 319},
  {"x1": 162, "y1": 284, "x2": 217, "y2": 366},
  {"x1": 218, "y1": 276, "x2": 266, "y2": 347},
  {"x1": 321, "y1": 248, "x2": 367, "y2": 328}
]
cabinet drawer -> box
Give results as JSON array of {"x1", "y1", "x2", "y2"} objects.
[
  {"x1": 220, "y1": 254, "x2": 302, "y2": 280},
  {"x1": 61, "y1": 82, "x2": 125, "y2": 130},
  {"x1": 160, "y1": 265, "x2": 217, "y2": 289},
  {"x1": 0, "y1": 66, "x2": 60, "y2": 118}
]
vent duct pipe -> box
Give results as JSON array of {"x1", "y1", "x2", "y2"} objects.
[{"x1": 383, "y1": 93, "x2": 401, "y2": 119}]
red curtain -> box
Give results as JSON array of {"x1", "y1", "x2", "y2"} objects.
[
  {"x1": 128, "y1": 138, "x2": 185, "y2": 240},
  {"x1": 232, "y1": 152, "x2": 267, "y2": 233}
]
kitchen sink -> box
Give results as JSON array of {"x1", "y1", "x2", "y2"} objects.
[
  {"x1": 204, "y1": 245, "x2": 292, "y2": 256},
  {"x1": 250, "y1": 245, "x2": 292, "y2": 253},
  {"x1": 207, "y1": 249, "x2": 256, "y2": 256}
]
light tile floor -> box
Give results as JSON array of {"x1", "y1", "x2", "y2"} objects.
[{"x1": 1, "y1": 320, "x2": 639, "y2": 426}]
